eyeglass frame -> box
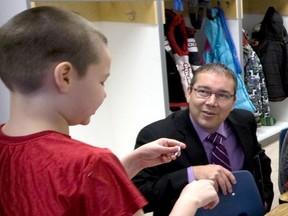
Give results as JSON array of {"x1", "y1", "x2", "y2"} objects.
[{"x1": 191, "y1": 87, "x2": 236, "y2": 102}]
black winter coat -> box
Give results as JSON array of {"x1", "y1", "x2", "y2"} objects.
[{"x1": 256, "y1": 7, "x2": 288, "y2": 101}]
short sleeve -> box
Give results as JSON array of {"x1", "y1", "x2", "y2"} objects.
[{"x1": 68, "y1": 149, "x2": 147, "y2": 216}]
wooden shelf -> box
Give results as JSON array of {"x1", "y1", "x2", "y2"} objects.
[
  {"x1": 243, "y1": 0, "x2": 288, "y2": 15},
  {"x1": 31, "y1": 1, "x2": 164, "y2": 24}
]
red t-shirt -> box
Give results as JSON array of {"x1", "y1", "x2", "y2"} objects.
[{"x1": 0, "y1": 126, "x2": 147, "y2": 216}]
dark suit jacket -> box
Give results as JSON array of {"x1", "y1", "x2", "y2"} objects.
[{"x1": 132, "y1": 109, "x2": 274, "y2": 216}]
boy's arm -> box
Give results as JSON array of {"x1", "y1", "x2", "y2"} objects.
[
  {"x1": 120, "y1": 138, "x2": 185, "y2": 179},
  {"x1": 132, "y1": 180, "x2": 219, "y2": 216},
  {"x1": 169, "y1": 180, "x2": 219, "y2": 216}
]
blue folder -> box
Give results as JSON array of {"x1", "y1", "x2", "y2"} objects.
[{"x1": 195, "y1": 170, "x2": 265, "y2": 216}]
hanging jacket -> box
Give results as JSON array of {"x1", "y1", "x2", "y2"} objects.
[
  {"x1": 243, "y1": 30, "x2": 271, "y2": 126},
  {"x1": 256, "y1": 7, "x2": 288, "y2": 101},
  {"x1": 164, "y1": 9, "x2": 201, "y2": 110},
  {"x1": 164, "y1": 36, "x2": 187, "y2": 108}
]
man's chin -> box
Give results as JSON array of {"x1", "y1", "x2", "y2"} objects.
[{"x1": 198, "y1": 120, "x2": 218, "y2": 132}]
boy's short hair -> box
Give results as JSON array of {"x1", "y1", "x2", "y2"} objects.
[{"x1": 0, "y1": 6, "x2": 107, "y2": 93}]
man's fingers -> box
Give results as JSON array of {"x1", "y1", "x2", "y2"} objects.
[
  {"x1": 225, "y1": 170, "x2": 237, "y2": 184},
  {"x1": 222, "y1": 169, "x2": 236, "y2": 193},
  {"x1": 215, "y1": 168, "x2": 236, "y2": 195}
]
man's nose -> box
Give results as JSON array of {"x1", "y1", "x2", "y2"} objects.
[{"x1": 205, "y1": 93, "x2": 217, "y2": 105}]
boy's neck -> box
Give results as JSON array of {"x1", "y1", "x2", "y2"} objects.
[
  {"x1": 2, "y1": 119, "x2": 69, "y2": 137},
  {"x1": 4, "y1": 92, "x2": 69, "y2": 136}
]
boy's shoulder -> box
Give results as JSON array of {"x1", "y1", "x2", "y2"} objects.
[
  {"x1": 43, "y1": 131, "x2": 114, "y2": 161},
  {"x1": 0, "y1": 129, "x2": 116, "y2": 170}
]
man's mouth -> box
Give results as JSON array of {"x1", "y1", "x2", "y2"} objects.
[{"x1": 202, "y1": 110, "x2": 216, "y2": 116}]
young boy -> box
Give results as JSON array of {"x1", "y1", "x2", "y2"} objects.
[{"x1": 0, "y1": 6, "x2": 218, "y2": 216}]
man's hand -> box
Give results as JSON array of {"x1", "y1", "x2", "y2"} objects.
[{"x1": 193, "y1": 164, "x2": 236, "y2": 195}]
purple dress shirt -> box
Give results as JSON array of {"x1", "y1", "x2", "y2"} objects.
[{"x1": 187, "y1": 114, "x2": 245, "y2": 182}]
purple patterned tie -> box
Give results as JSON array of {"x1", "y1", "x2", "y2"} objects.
[{"x1": 207, "y1": 132, "x2": 231, "y2": 171}]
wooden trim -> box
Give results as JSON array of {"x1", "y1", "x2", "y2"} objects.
[
  {"x1": 243, "y1": 0, "x2": 288, "y2": 15},
  {"x1": 31, "y1": 1, "x2": 163, "y2": 24}
]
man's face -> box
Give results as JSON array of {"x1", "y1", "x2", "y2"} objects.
[{"x1": 186, "y1": 71, "x2": 236, "y2": 132}]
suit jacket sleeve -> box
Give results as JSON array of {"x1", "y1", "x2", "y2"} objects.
[
  {"x1": 252, "y1": 121, "x2": 274, "y2": 210},
  {"x1": 230, "y1": 109, "x2": 274, "y2": 211}
]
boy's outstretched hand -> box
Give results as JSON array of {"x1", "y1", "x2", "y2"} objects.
[
  {"x1": 121, "y1": 138, "x2": 186, "y2": 179},
  {"x1": 136, "y1": 138, "x2": 186, "y2": 167}
]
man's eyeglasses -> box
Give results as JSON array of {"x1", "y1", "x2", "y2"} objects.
[{"x1": 192, "y1": 88, "x2": 235, "y2": 102}]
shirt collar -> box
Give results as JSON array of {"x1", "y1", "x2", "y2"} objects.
[{"x1": 189, "y1": 114, "x2": 228, "y2": 141}]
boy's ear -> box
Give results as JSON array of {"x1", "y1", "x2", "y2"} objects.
[{"x1": 53, "y1": 62, "x2": 74, "y2": 93}]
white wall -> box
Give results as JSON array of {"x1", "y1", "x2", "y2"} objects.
[{"x1": 0, "y1": 0, "x2": 27, "y2": 24}]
